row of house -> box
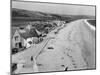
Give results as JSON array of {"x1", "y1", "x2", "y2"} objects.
[
  {"x1": 11, "y1": 24, "x2": 42, "y2": 49},
  {"x1": 11, "y1": 21, "x2": 60, "y2": 49},
  {"x1": 52, "y1": 20, "x2": 65, "y2": 27}
]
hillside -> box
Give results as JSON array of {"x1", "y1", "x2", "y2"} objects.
[{"x1": 12, "y1": 8, "x2": 95, "y2": 27}]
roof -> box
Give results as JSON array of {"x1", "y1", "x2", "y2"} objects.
[
  {"x1": 12, "y1": 26, "x2": 40, "y2": 39},
  {"x1": 19, "y1": 28, "x2": 39, "y2": 39}
]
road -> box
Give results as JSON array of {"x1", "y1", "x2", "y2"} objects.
[
  {"x1": 12, "y1": 37, "x2": 54, "y2": 73},
  {"x1": 12, "y1": 37, "x2": 54, "y2": 63}
]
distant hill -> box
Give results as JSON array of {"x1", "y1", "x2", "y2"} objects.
[
  {"x1": 12, "y1": 8, "x2": 57, "y2": 21},
  {"x1": 12, "y1": 8, "x2": 95, "y2": 27}
]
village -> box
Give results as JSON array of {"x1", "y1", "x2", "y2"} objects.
[
  {"x1": 11, "y1": 20, "x2": 65, "y2": 54},
  {"x1": 11, "y1": 20, "x2": 66, "y2": 73}
]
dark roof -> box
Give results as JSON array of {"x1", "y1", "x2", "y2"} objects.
[{"x1": 19, "y1": 28, "x2": 39, "y2": 39}]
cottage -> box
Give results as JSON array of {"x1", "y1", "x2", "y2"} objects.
[
  {"x1": 20, "y1": 28, "x2": 39, "y2": 48},
  {"x1": 12, "y1": 29, "x2": 24, "y2": 49},
  {"x1": 12, "y1": 24, "x2": 42, "y2": 49}
]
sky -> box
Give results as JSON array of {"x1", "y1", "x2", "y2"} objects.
[{"x1": 12, "y1": 1, "x2": 95, "y2": 16}]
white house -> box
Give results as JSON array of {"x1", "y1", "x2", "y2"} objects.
[
  {"x1": 12, "y1": 29, "x2": 24, "y2": 49},
  {"x1": 19, "y1": 27, "x2": 41, "y2": 48},
  {"x1": 12, "y1": 24, "x2": 42, "y2": 49}
]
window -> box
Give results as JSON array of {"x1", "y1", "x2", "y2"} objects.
[
  {"x1": 19, "y1": 42, "x2": 22, "y2": 48},
  {"x1": 15, "y1": 43, "x2": 19, "y2": 48},
  {"x1": 15, "y1": 36, "x2": 19, "y2": 41}
]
